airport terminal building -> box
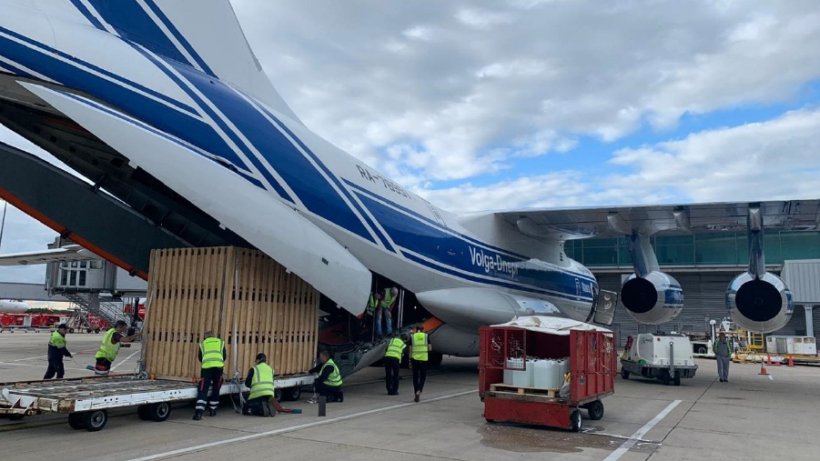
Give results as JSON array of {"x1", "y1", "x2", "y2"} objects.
[{"x1": 565, "y1": 230, "x2": 820, "y2": 344}]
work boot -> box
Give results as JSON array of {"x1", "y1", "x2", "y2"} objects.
[
  {"x1": 414, "y1": 391, "x2": 420, "y2": 402},
  {"x1": 208, "y1": 408, "x2": 217, "y2": 417},
  {"x1": 192, "y1": 411, "x2": 203, "y2": 421}
]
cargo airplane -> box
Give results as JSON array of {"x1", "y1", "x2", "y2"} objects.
[{"x1": 0, "y1": 1, "x2": 818, "y2": 361}]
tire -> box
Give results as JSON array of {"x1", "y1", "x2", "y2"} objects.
[
  {"x1": 570, "y1": 409, "x2": 582, "y2": 432},
  {"x1": 586, "y1": 400, "x2": 604, "y2": 420},
  {"x1": 621, "y1": 368, "x2": 629, "y2": 379},
  {"x1": 147, "y1": 402, "x2": 171, "y2": 422},
  {"x1": 274, "y1": 388, "x2": 283, "y2": 402},
  {"x1": 69, "y1": 328, "x2": 75, "y2": 334},
  {"x1": 95, "y1": 329, "x2": 100, "y2": 334},
  {"x1": 82, "y1": 410, "x2": 108, "y2": 432},
  {"x1": 673, "y1": 371, "x2": 681, "y2": 386},
  {"x1": 696, "y1": 345, "x2": 707, "y2": 354},
  {"x1": 68, "y1": 413, "x2": 85, "y2": 430},
  {"x1": 660, "y1": 370, "x2": 671, "y2": 385},
  {"x1": 282, "y1": 386, "x2": 301, "y2": 402}
]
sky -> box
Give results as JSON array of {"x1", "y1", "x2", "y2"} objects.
[{"x1": 2, "y1": 0, "x2": 820, "y2": 283}]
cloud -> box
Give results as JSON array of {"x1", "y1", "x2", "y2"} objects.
[
  {"x1": 232, "y1": 0, "x2": 820, "y2": 187},
  {"x1": 420, "y1": 107, "x2": 820, "y2": 211}
]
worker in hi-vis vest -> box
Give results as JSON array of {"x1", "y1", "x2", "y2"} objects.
[
  {"x1": 410, "y1": 325, "x2": 431, "y2": 402},
  {"x1": 383, "y1": 331, "x2": 407, "y2": 395},
  {"x1": 361, "y1": 291, "x2": 381, "y2": 340},
  {"x1": 44, "y1": 323, "x2": 71, "y2": 379},
  {"x1": 194, "y1": 330, "x2": 226, "y2": 420},
  {"x1": 91, "y1": 320, "x2": 140, "y2": 374},
  {"x1": 243, "y1": 352, "x2": 276, "y2": 416},
  {"x1": 310, "y1": 350, "x2": 344, "y2": 402},
  {"x1": 375, "y1": 287, "x2": 398, "y2": 339}
]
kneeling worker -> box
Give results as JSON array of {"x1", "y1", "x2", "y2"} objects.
[
  {"x1": 243, "y1": 353, "x2": 276, "y2": 416},
  {"x1": 310, "y1": 350, "x2": 343, "y2": 402}
]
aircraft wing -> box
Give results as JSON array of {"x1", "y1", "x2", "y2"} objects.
[
  {"x1": 0, "y1": 245, "x2": 95, "y2": 266},
  {"x1": 464, "y1": 200, "x2": 820, "y2": 240}
]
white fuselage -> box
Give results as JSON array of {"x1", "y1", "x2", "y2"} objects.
[{"x1": 0, "y1": 1, "x2": 598, "y2": 354}]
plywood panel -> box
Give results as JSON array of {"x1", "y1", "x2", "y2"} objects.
[{"x1": 143, "y1": 246, "x2": 318, "y2": 381}]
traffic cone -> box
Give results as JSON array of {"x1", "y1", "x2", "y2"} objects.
[
  {"x1": 759, "y1": 362, "x2": 769, "y2": 376},
  {"x1": 788, "y1": 354, "x2": 794, "y2": 367}
]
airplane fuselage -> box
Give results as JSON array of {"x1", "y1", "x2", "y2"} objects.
[{"x1": 0, "y1": 1, "x2": 598, "y2": 353}]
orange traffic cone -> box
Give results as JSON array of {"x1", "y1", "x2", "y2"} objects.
[
  {"x1": 788, "y1": 354, "x2": 794, "y2": 367},
  {"x1": 759, "y1": 363, "x2": 769, "y2": 376}
]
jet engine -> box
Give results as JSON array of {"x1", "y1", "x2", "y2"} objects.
[
  {"x1": 726, "y1": 272, "x2": 793, "y2": 333},
  {"x1": 620, "y1": 271, "x2": 683, "y2": 324}
]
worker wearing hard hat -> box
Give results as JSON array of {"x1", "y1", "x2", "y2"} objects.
[
  {"x1": 194, "y1": 330, "x2": 226, "y2": 420},
  {"x1": 713, "y1": 331, "x2": 734, "y2": 382},
  {"x1": 410, "y1": 325, "x2": 431, "y2": 402},
  {"x1": 44, "y1": 324, "x2": 72, "y2": 379},
  {"x1": 89, "y1": 320, "x2": 140, "y2": 374},
  {"x1": 383, "y1": 331, "x2": 406, "y2": 395},
  {"x1": 243, "y1": 353, "x2": 276, "y2": 417}
]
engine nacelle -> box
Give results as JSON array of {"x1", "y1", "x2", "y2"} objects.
[
  {"x1": 726, "y1": 272, "x2": 793, "y2": 333},
  {"x1": 621, "y1": 271, "x2": 683, "y2": 325}
]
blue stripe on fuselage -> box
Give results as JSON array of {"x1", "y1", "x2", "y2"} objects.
[
  {"x1": 56, "y1": 89, "x2": 265, "y2": 189},
  {"x1": 141, "y1": 0, "x2": 215, "y2": 76},
  {"x1": 351, "y1": 188, "x2": 595, "y2": 300},
  {"x1": 0, "y1": 30, "x2": 251, "y2": 175},
  {"x1": 68, "y1": 0, "x2": 106, "y2": 31},
  {"x1": 87, "y1": 0, "x2": 189, "y2": 66},
  {"x1": 162, "y1": 60, "x2": 375, "y2": 243}
]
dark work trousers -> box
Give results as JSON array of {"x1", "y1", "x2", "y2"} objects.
[
  {"x1": 43, "y1": 346, "x2": 65, "y2": 379},
  {"x1": 314, "y1": 381, "x2": 343, "y2": 402},
  {"x1": 196, "y1": 368, "x2": 223, "y2": 413},
  {"x1": 243, "y1": 396, "x2": 274, "y2": 416},
  {"x1": 384, "y1": 357, "x2": 400, "y2": 395},
  {"x1": 411, "y1": 359, "x2": 428, "y2": 394}
]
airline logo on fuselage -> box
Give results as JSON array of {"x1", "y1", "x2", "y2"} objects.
[{"x1": 469, "y1": 246, "x2": 519, "y2": 277}]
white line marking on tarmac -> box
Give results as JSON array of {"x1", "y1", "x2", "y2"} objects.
[
  {"x1": 128, "y1": 389, "x2": 477, "y2": 461},
  {"x1": 111, "y1": 350, "x2": 141, "y2": 371},
  {"x1": 603, "y1": 399, "x2": 681, "y2": 461}
]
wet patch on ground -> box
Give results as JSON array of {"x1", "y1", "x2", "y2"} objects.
[{"x1": 478, "y1": 422, "x2": 659, "y2": 454}]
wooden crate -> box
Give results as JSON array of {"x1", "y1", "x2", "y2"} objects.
[{"x1": 142, "y1": 247, "x2": 319, "y2": 381}]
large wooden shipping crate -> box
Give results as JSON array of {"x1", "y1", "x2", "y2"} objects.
[{"x1": 142, "y1": 247, "x2": 319, "y2": 381}]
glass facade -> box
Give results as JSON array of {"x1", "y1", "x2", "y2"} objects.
[{"x1": 565, "y1": 231, "x2": 820, "y2": 268}]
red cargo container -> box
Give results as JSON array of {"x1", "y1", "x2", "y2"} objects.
[{"x1": 479, "y1": 323, "x2": 616, "y2": 432}]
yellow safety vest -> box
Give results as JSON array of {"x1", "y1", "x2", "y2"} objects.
[
  {"x1": 200, "y1": 337, "x2": 225, "y2": 369},
  {"x1": 49, "y1": 330, "x2": 66, "y2": 349},
  {"x1": 411, "y1": 332, "x2": 429, "y2": 361},
  {"x1": 366, "y1": 294, "x2": 378, "y2": 314},
  {"x1": 249, "y1": 363, "x2": 275, "y2": 400},
  {"x1": 95, "y1": 328, "x2": 120, "y2": 361},
  {"x1": 384, "y1": 337, "x2": 406, "y2": 359},
  {"x1": 321, "y1": 358, "x2": 343, "y2": 387},
  {"x1": 381, "y1": 289, "x2": 396, "y2": 309}
]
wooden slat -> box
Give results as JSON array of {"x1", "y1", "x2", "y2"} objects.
[{"x1": 144, "y1": 247, "x2": 318, "y2": 381}]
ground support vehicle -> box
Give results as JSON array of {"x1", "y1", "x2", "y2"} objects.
[
  {"x1": 620, "y1": 334, "x2": 697, "y2": 385},
  {"x1": 0, "y1": 373, "x2": 315, "y2": 431},
  {"x1": 478, "y1": 317, "x2": 616, "y2": 432}
]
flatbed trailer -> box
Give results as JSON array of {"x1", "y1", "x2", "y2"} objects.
[{"x1": 0, "y1": 372, "x2": 315, "y2": 431}]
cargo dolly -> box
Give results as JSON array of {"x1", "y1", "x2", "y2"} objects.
[
  {"x1": 0, "y1": 373, "x2": 315, "y2": 431},
  {"x1": 478, "y1": 318, "x2": 617, "y2": 432}
]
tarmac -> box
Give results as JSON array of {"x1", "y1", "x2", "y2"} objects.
[{"x1": 2, "y1": 331, "x2": 820, "y2": 461}]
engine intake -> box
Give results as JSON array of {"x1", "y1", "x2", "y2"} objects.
[
  {"x1": 726, "y1": 272, "x2": 793, "y2": 333},
  {"x1": 621, "y1": 271, "x2": 683, "y2": 325}
]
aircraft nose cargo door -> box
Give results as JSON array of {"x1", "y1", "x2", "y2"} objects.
[{"x1": 479, "y1": 321, "x2": 616, "y2": 432}]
